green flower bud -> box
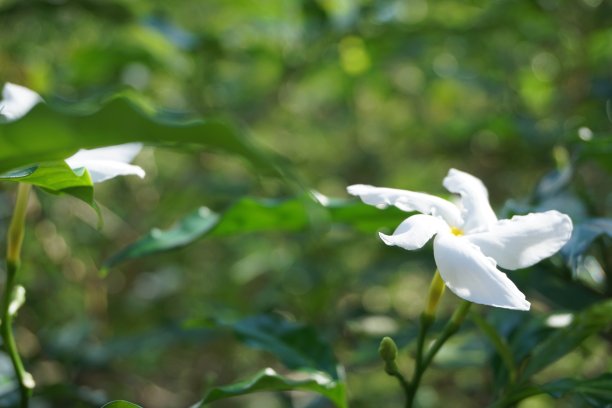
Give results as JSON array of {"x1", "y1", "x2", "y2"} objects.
[{"x1": 379, "y1": 336, "x2": 399, "y2": 375}]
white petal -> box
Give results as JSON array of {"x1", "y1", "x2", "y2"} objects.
[
  {"x1": 65, "y1": 143, "x2": 145, "y2": 183},
  {"x1": 434, "y1": 232, "x2": 530, "y2": 310},
  {"x1": 66, "y1": 143, "x2": 143, "y2": 164},
  {"x1": 466, "y1": 211, "x2": 573, "y2": 270},
  {"x1": 0, "y1": 82, "x2": 42, "y2": 122},
  {"x1": 379, "y1": 214, "x2": 447, "y2": 250},
  {"x1": 443, "y1": 168, "x2": 497, "y2": 233},
  {"x1": 347, "y1": 184, "x2": 462, "y2": 226}
]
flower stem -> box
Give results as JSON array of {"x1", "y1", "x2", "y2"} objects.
[
  {"x1": 2, "y1": 183, "x2": 34, "y2": 407},
  {"x1": 421, "y1": 301, "x2": 471, "y2": 370},
  {"x1": 405, "y1": 297, "x2": 472, "y2": 408},
  {"x1": 402, "y1": 270, "x2": 444, "y2": 407}
]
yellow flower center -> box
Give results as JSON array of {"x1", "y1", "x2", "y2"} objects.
[{"x1": 450, "y1": 226, "x2": 463, "y2": 236}]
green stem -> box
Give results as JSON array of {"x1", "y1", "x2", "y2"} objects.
[
  {"x1": 2, "y1": 183, "x2": 33, "y2": 408},
  {"x1": 406, "y1": 300, "x2": 472, "y2": 408},
  {"x1": 391, "y1": 370, "x2": 411, "y2": 400},
  {"x1": 421, "y1": 301, "x2": 471, "y2": 370},
  {"x1": 403, "y1": 271, "x2": 445, "y2": 407}
]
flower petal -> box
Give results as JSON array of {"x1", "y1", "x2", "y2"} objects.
[
  {"x1": 0, "y1": 83, "x2": 42, "y2": 122},
  {"x1": 434, "y1": 232, "x2": 530, "y2": 310},
  {"x1": 379, "y1": 214, "x2": 447, "y2": 250},
  {"x1": 443, "y1": 168, "x2": 497, "y2": 233},
  {"x1": 466, "y1": 211, "x2": 573, "y2": 270},
  {"x1": 347, "y1": 184, "x2": 462, "y2": 226},
  {"x1": 65, "y1": 143, "x2": 145, "y2": 183}
]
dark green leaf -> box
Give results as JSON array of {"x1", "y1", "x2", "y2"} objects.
[
  {"x1": 104, "y1": 195, "x2": 406, "y2": 268},
  {"x1": 101, "y1": 401, "x2": 143, "y2": 408},
  {"x1": 196, "y1": 368, "x2": 346, "y2": 407},
  {"x1": 0, "y1": 96, "x2": 285, "y2": 177},
  {"x1": 228, "y1": 314, "x2": 339, "y2": 378},
  {"x1": 542, "y1": 373, "x2": 612, "y2": 402},
  {"x1": 520, "y1": 300, "x2": 612, "y2": 379},
  {"x1": 497, "y1": 373, "x2": 612, "y2": 407},
  {"x1": 471, "y1": 313, "x2": 517, "y2": 383}
]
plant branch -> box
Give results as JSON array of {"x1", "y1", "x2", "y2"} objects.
[{"x1": 2, "y1": 183, "x2": 34, "y2": 408}]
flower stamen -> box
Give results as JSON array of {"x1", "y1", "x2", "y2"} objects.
[{"x1": 450, "y1": 226, "x2": 463, "y2": 236}]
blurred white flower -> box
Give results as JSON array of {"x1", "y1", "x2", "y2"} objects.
[
  {"x1": 65, "y1": 144, "x2": 145, "y2": 183},
  {"x1": 1, "y1": 82, "x2": 145, "y2": 183},
  {"x1": 0, "y1": 82, "x2": 42, "y2": 122},
  {"x1": 348, "y1": 169, "x2": 573, "y2": 311}
]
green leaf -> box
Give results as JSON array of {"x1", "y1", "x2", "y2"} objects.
[
  {"x1": 196, "y1": 368, "x2": 346, "y2": 407},
  {"x1": 520, "y1": 300, "x2": 612, "y2": 380},
  {"x1": 101, "y1": 401, "x2": 143, "y2": 408},
  {"x1": 101, "y1": 206, "x2": 220, "y2": 272},
  {"x1": 471, "y1": 313, "x2": 517, "y2": 384},
  {"x1": 0, "y1": 95, "x2": 285, "y2": 177},
  {"x1": 496, "y1": 373, "x2": 612, "y2": 407},
  {"x1": 0, "y1": 161, "x2": 94, "y2": 206},
  {"x1": 228, "y1": 314, "x2": 339, "y2": 378},
  {"x1": 541, "y1": 373, "x2": 612, "y2": 403},
  {"x1": 103, "y1": 195, "x2": 406, "y2": 268}
]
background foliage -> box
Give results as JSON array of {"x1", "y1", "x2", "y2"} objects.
[{"x1": 0, "y1": 0, "x2": 611, "y2": 407}]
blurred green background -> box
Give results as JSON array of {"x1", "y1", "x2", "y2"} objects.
[{"x1": 1, "y1": 0, "x2": 611, "y2": 407}]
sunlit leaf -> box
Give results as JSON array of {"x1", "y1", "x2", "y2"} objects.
[
  {"x1": 0, "y1": 161, "x2": 94, "y2": 206},
  {"x1": 196, "y1": 368, "x2": 346, "y2": 407},
  {"x1": 103, "y1": 195, "x2": 406, "y2": 268},
  {"x1": 100, "y1": 401, "x2": 143, "y2": 408}
]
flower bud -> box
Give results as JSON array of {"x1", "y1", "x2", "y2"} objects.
[{"x1": 378, "y1": 336, "x2": 399, "y2": 375}]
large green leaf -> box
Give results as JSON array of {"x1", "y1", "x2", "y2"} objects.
[
  {"x1": 103, "y1": 195, "x2": 407, "y2": 268},
  {"x1": 196, "y1": 368, "x2": 346, "y2": 407},
  {"x1": 0, "y1": 95, "x2": 285, "y2": 177},
  {"x1": 0, "y1": 161, "x2": 94, "y2": 206}
]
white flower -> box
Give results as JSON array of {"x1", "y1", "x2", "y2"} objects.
[
  {"x1": 1, "y1": 82, "x2": 145, "y2": 183},
  {"x1": 0, "y1": 82, "x2": 42, "y2": 122},
  {"x1": 65, "y1": 144, "x2": 145, "y2": 183},
  {"x1": 348, "y1": 169, "x2": 573, "y2": 311}
]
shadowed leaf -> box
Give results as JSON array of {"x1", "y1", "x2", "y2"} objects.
[{"x1": 0, "y1": 95, "x2": 285, "y2": 177}]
